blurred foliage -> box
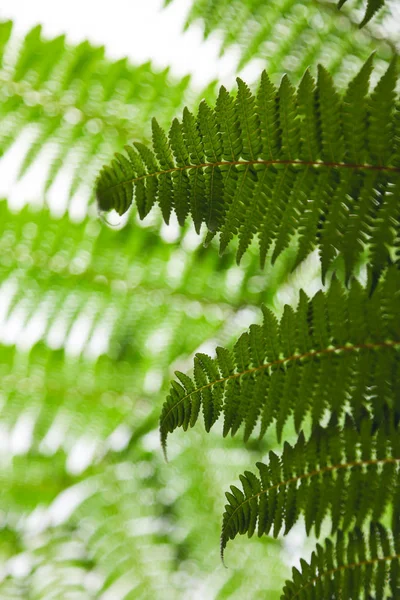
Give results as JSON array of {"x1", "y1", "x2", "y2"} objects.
[
  {"x1": 1, "y1": 1, "x2": 397, "y2": 598},
  {"x1": 0, "y1": 25, "x2": 308, "y2": 590},
  {"x1": 169, "y1": 0, "x2": 396, "y2": 78},
  {"x1": 0, "y1": 20, "x2": 217, "y2": 211}
]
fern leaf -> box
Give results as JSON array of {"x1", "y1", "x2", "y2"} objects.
[
  {"x1": 256, "y1": 71, "x2": 279, "y2": 161},
  {"x1": 297, "y1": 69, "x2": 319, "y2": 163},
  {"x1": 235, "y1": 78, "x2": 261, "y2": 161},
  {"x1": 97, "y1": 60, "x2": 400, "y2": 280},
  {"x1": 221, "y1": 416, "x2": 400, "y2": 559},
  {"x1": 342, "y1": 53, "x2": 374, "y2": 165},
  {"x1": 282, "y1": 524, "x2": 399, "y2": 599},
  {"x1": 317, "y1": 65, "x2": 344, "y2": 164},
  {"x1": 279, "y1": 75, "x2": 299, "y2": 161},
  {"x1": 368, "y1": 58, "x2": 397, "y2": 167},
  {"x1": 338, "y1": 0, "x2": 386, "y2": 27},
  {"x1": 160, "y1": 269, "x2": 400, "y2": 454}
]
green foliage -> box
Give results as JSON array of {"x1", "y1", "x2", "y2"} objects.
[
  {"x1": 0, "y1": 198, "x2": 280, "y2": 321},
  {"x1": 0, "y1": 20, "x2": 213, "y2": 207},
  {"x1": 282, "y1": 523, "x2": 400, "y2": 599},
  {"x1": 2, "y1": 197, "x2": 291, "y2": 452},
  {"x1": 338, "y1": 0, "x2": 386, "y2": 27},
  {"x1": 160, "y1": 269, "x2": 400, "y2": 455},
  {"x1": 166, "y1": 0, "x2": 393, "y2": 72},
  {"x1": 97, "y1": 59, "x2": 400, "y2": 282},
  {"x1": 1, "y1": 0, "x2": 400, "y2": 598},
  {"x1": 221, "y1": 414, "x2": 400, "y2": 557}
]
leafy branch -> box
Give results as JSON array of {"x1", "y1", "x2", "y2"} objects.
[
  {"x1": 221, "y1": 414, "x2": 400, "y2": 558},
  {"x1": 160, "y1": 269, "x2": 400, "y2": 457},
  {"x1": 97, "y1": 58, "x2": 400, "y2": 281}
]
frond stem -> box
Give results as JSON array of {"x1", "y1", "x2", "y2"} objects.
[
  {"x1": 99, "y1": 159, "x2": 400, "y2": 197},
  {"x1": 290, "y1": 551, "x2": 400, "y2": 599},
  {"x1": 161, "y1": 339, "x2": 399, "y2": 431},
  {"x1": 221, "y1": 455, "x2": 400, "y2": 554}
]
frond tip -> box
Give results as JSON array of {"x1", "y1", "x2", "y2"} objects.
[
  {"x1": 160, "y1": 268, "x2": 400, "y2": 457},
  {"x1": 96, "y1": 58, "x2": 400, "y2": 281},
  {"x1": 338, "y1": 0, "x2": 386, "y2": 28},
  {"x1": 282, "y1": 523, "x2": 400, "y2": 599},
  {"x1": 220, "y1": 415, "x2": 400, "y2": 558}
]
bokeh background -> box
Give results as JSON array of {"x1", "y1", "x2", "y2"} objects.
[{"x1": 0, "y1": 1, "x2": 398, "y2": 598}]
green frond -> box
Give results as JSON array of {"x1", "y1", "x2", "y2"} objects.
[
  {"x1": 169, "y1": 0, "x2": 394, "y2": 72},
  {"x1": 342, "y1": 52, "x2": 375, "y2": 165},
  {"x1": 0, "y1": 21, "x2": 213, "y2": 211},
  {"x1": 97, "y1": 59, "x2": 400, "y2": 280},
  {"x1": 2, "y1": 2, "x2": 400, "y2": 598},
  {"x1": 282, "y1": 523, "x2": 399, "y2": 599},
  {"x1": 159, "y1": 269, "x2": 400, "y2": 455},
  {"x1": 220, "y1": 415, "x2": 400, "y2": 557},
  {"x1": 338, "y1": 0, "x2": 386, "y2": 27}
]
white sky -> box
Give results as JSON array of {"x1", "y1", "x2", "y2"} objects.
[{"x1": 0, "y1": 0, "x2": 261, "y2": 89}]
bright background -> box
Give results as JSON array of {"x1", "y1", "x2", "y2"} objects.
[
  {"x1": 0, "y1": 0, "x2": 261, "y2": 88},
  {"x1": 0, "y1": 2, "x2": 398, "y2": 598}
]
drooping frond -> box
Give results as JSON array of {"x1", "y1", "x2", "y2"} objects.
[
  {"x1": 0, "y1": 21, "x2": 213, "y2": 211},
  {"x1": 97, "y1": 59, "x2": 400, "y2": 282},
  {"x1": 282, "y1": 523, "x2": 400, "y2": 599},
  {"x1": 159, "y1": 268, "x2": 400, "y2": 456},
  {"x1": 338, "y1": 0, "x2": 386, "y2": 27},
  {"x1": 166, "y1": 0, "x2": 394, "y2": 71},
  {"x1": 220, "y1": 414, "x2": 400, "y2": 557}
]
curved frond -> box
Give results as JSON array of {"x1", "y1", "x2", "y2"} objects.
[
  {"x1": 97, "y1": 60, "x2": 400, "y2": 281},
  {"x1": 167, "y1": 0, "x2": 394, "y2": 71},
  {"x1": 282, "y1": 523, "x2": 400, "y2": 599},
  {"x1": 160, "y1": 269, "x2": 400, "y2": 456},
  {"x1": 221, "y1": 415, "x2": 400, "y2": 557}
]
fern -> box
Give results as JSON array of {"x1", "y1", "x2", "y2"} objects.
[
  {"x1": 220, "y1": 414, "x2": 400, "y2": 557},
  {"x1": 160, "y1": 268, "x2": 400, "y2": 456},
  {"x1": 166, "y1": 0, "x2": 393, "y2": 71},
  {"x1": 282, "y1": 523, "x2": 399, "y2": 599},
  {"x1": 97, "y1": 59, "x2": 400, "y2": 281},
  {"x1": 338, "y1": 0, "x2": 386, "y2": 27},
  {"x1": 1, "y1": 0, "x2": 399, "y2": 597}
]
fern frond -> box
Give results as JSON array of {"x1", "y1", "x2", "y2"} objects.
[
  {"x1": 282, "y1": 523, "x2": 399, "y2": 599},
  {"x1": 220, "y1": 415, "x2": 400, "y2": 556},
  {"x1": 97, "y1": 59, "x2": 400, "y2": 281},
  {"x1": 159, "y1": 269, "x2": 400, "y2": 456},
  {"x1": 0, "y1": 21, "x2": 212, "y2": 209},
  {"x1": 167, "y1": 0, "x2": 394, "y2": 72},
  {"x1": 338, "y1": 0, "x2": 386, "y2": 27}
]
